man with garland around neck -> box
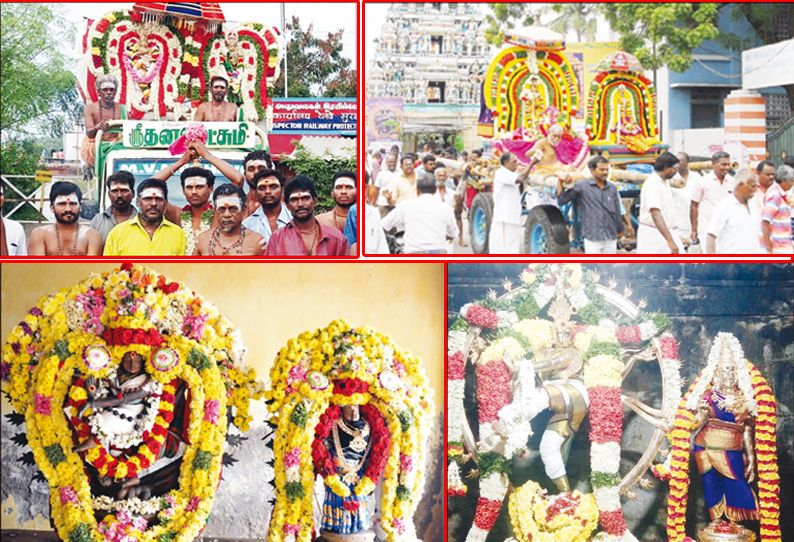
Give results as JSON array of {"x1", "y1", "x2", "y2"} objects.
[
  {"x1": 241, "y1": 169, "x2": 292, "y2": 248},
  {"x1": 82, "y1": 74, "x2": 123, "y2": 167},
  {"x1": 193, "y1": 76, "x2": 239, "y2": 122},
  {"x1": 104, "y1": 178, "x2": 187, "y2": 256},
  {"x1": 266, "y1": 175, "x2": 349, "y2": 256},
  {"x1": 195, "y1": 184, "x2": 264, "y2": 256},
  {"x1": 316, "y1": 171, "x2": 357, "y2": 233},
  {"x1": 29, "y1": 182, "x2": 103, "y2": 256},
  {"x1": 91, "y1": 171, "x2": 138, "y2": 243}
]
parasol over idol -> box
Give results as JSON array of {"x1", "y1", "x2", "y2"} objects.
[
  {"x1": 133, "y1": 2, "x2": 225, "y2": 31},
  {"x1": 503, "y1": 26, "x2": 565, "y2": 52},
  {"x1": 596, "y1": 51, "x2": 644, "y2": 73}
]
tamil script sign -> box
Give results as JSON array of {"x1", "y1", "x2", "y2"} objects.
[
  {"x1": 743, "y1": 39, "x2": 794, "y2": 90},
  {"x1": 271, "y1": 98, "x2": 357, "y2": 135},
  {"x1": 122, "y1": 122, "x2": 256, "y2": 149}
]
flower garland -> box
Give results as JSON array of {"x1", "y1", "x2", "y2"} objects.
[
  {"x1": 448, "y1": 264, "x2": 679, "y2": 542},
  {"x1": 180, "y1": 204, "x2": 214, "y2": 256},
  {"x1": 266, "y1": 320, "x2": 433, "y2": 542},
  {"x1": 1, "y1": 264, "x2": 262, "y2": 542},
  {"x1": 508, "y1": 481, "x2": 599, "y2": 542},
  {"x1": 655, "y1": 332, "x2": 779, "y2": 542}
]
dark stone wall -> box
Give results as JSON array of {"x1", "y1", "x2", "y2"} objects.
[{"x1": 448, "y1": 263, "x2": 793, "y2": 542}]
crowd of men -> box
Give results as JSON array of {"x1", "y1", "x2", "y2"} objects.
[
  {"x1": 364, "y1": 141, "x2": 794, "y2": 255},
  {"x1": 0, "y1": 74, "x2": 358, "y2": 257}
]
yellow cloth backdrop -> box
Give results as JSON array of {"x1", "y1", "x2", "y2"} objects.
[{"x1": 0, "y1": 262, "x2": 444, "y2": 530}]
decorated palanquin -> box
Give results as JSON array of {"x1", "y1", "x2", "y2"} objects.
[
  {"x1": 265, "y1": 320, "x2": 434, "y2": 542},
  {"x1": 76, "y1": 2, "x2": 283, "y2": 123},
  {"x1": 1, "y1": 264, "x2": 263, "y2": 542},
  {"x1": 480, "y1": 29, "x2": 579, "y2": 141},
  {"x1": 585, "y1": 51, "x2": 666, "y2": 163}
]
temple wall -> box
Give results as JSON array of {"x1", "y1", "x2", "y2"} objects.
[
  {"x1": 1, "y1": 263, "x2": 445, "y2": 539},
  {"x1": 448, "y1": 262, "x2": 793, "y2": 542}
]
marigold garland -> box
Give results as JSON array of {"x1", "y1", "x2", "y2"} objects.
[
  {"x1": 1, "y1": 264, "x2": 261, "y2": 542},
  {"x1": 266, "y1": 320, "x2": 433, "y2": 542}
]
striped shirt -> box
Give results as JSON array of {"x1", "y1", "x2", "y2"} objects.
[{"x1": 760, "y1": 183, "x2": 793, "y2": 253}]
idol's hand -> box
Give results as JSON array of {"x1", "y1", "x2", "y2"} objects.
[{"x1": 744, "y1": 455, "x2": 756, "y2": 482}]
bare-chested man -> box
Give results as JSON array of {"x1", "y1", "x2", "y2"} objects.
[
  {"x1": 526, "y1": 124, "x2": 585, "y2": 184},
  {"x1": 195, "y1": 184, "x2": 264, "y2": 256},
  {"x1": 316, "y1": 171, "x2": 357, "y2": 233},
  {"x1": 194, "y1": 76, "x2": 239, "y2": 122},
  {"x1": 82, "y1": 75, "x2": 123, "y2": 167},
  {"x1": 29, "y1": 182, "x2": 103, "y2": 256},
  {"x1": 188, "y1": 141, "x2": 272, "y2": 217}
]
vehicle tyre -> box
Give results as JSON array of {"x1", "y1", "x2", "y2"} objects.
[
  {"x1": 468, "y1": 192, "x2": 493, "y2": 254},
  {"x1": 524, "y1": 205, "x2": 570, "y2": 254}
]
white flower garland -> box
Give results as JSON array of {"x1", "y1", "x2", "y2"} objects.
[
  {"x1": 92, "y1": 494, "x2": 165, "y2": 515},
  {"x1": 497, "y1": 310, "x2": 519, "y2": 329},
  {"x1": 479, "y1": 471, "x2": 510, "y2": 501},
  {"x1": 87, "y1": 379, "x2": 163, "y2": 450},
  {"x1": 685, "y1": 332, "x2": 756, "y2": 414},
  {"x1": 448, "y1": 330, "x2": 466, "y2": 355},
  {"x1": 590, "y1": 441, "x2": 621, "y2": 474},
  {"x1": 447, "y1": 379, "x2": 465, "y2": 443}
]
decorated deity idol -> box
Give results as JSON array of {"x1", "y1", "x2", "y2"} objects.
[
  {"x1": 266, "y1": 320, "x2": 434, "y2": 542},
  {"x1": 655, "y1": 332, "x2": 780, "y2": 542},
  {"x1": 1, "y1": 263, "x2": 262, "y2": 542}
]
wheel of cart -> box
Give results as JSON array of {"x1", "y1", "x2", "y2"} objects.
[
  {"x1": 468, "y1": 192, "x2": 493, "y2": 254},
  {"x1": 523, "y1": 205, "x2": 570, "y2": 254}
]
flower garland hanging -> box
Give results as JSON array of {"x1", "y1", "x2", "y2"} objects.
[
  {"x1": 1, "y1": 264, "x2": 263, "y2": 542},
  {"x1": 265, "y1": 320, "x2": 433, "y2": 542},
  {"x1": 508, "y1": 480, "x2": 599, "y2": 542},
  {"x1": 447, "y1": 264, "x2": 681, "y2": 542},
  {"x1": 180, "y1": 204, "x2": 214, "y2": 256},
  {"x1": 653, "y1": 332, "x2": 780, "y2": 542}
]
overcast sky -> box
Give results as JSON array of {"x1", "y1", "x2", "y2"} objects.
[{"x1": 62, "y1": 2, "x2": 357, "y2": 69}]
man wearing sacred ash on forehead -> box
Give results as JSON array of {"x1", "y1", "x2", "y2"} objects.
[{"x1": 654, "y1": 332, "x2": 780, "y2": 542}]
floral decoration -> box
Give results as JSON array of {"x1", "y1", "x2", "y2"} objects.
[
  {"x1": 1, "y1": 264, "x2": 262, "y2": 542},
  {"x1": 265, "y1": 320, "x2": 433, "y2": 542}
]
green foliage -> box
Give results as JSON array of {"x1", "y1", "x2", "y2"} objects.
[
  {"x1": 601, "y1": 3, "x2": 722, "y2": 71},
  {"x1": 478, "y1": 451, "x2": 511, "y2": 477},
  {"x1": 285, "y1": 481, "x2": 305, "y2": 501},
  {"x1": 449, "y1": 318, "x2": 468, "y2": 332},
  {"x1": 187, "y1": 348, "x2": 213, "y2": 371},
  {"x1": 398, "y1": 409, "x2": 413, "y2": 432},
  {"x1": 544, "y1": 4, "x2": 597, "y2": 42},
  {"x1": 191, "y1": 450, "x2": 213, "y2": 471},
  {"x1": 484, "y1": 4, "x2": 537, "y2": 47},
  {"x1": 279, "y1": 141, "x2": 356, "y2": 213},
  {"x1": 290, "y1": 402, "x2": 309, "y2": 428},
  {"x1": 513, "y1": 292, "x2": 540, "y2": 321},
  {"x1": 396, "y1": 484, "x2": 411, "y2": 501},
  {"x1": 54, "y1": 340, "x2": 72, "y2": 362},
  {"x1": 68, "y1": 524, "x2": 93, "y2": 542},
  {"x1": 157, "y1": 531, "x2": 177, "y2": 542},
  {"x1": 591, "y1": 470, "x2": 622, "y2": 488},
  {"x1": 44, "y1": 444, "x2": 66, "y2": 466},
  {"x1": 271, "y1": 16, "x2": 356, "y2": 98},
  {"x1": 584, "y1": 340, "x2": 621, "y2": 362},
  {"x1": 1, "y1": 3, "x2": 80, "y2": 138},
  {"x1": 1, "y1": 139, "x2": 46, "y2": 221}
]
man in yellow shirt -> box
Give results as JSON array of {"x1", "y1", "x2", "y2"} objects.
[{"x1": 104, "y1": 179, "x2": 187, "y2": 256}]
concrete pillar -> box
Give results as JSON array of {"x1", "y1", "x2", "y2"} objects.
[{"x1": 724, "y1": 89, "x2": 766, "y2": 168}]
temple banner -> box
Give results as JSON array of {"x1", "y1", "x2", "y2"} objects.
[
  {"x1": 366, "y1": 97, "x2": 404, "y2": 144},
  {"x1": 270, "y1": 98, "x2": 357, "y2": 135},
  {"x1": 122, "y1": 121, "x2": 255, "y2": 148}
]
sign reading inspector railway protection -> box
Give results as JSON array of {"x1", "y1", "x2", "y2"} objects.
[{"x1": 271, "y1": 98, "x2": 357, "y2": 136}]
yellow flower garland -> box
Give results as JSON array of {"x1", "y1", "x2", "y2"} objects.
[
  {"x1": 2, "y1": 265, "x2": 260, "y2": 542},
  {"x1": 266, "y1": 320, "x2": 434, "y2": 542}
]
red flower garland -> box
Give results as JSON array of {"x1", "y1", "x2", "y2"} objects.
[
  {"x1": 587, "y1": 386, "x2": 623, "y2": 444},
  {"x1": 615, "y1": 325, "x2": 641, "y2": 344},
  {"x1": 447, "y1": 351, "x2": 465, "y2": 380},
  {"x1": 312, "y1": 403, "x2": 390, "y2": 484},
  {"x1": 102, "y1": 327, "x2": 164, "y2": 347},
  {"x1": 475, "y1": 360, "x2": 512, "y2": 424},
  {"x1": 465, "y1": 305, "x2": 499, "y2": 329},
  {"x1": 600, "y1": 509, "x2": 628, "y2": 536},
  {"x1": 332, "y1": 378, "x2": 369, "y2": 396},
  {"x1": 69, "y1": 379, "x2": 178, "y2": 478},
  {"x1": 472, "y1": 497, "x2": 502, "y2": 530}
]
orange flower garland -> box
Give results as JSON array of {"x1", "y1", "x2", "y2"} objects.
[{"x1": 661, "y1": 362, "x2": 779, "y2": 542}]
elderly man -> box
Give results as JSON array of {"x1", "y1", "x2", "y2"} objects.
[
  {"x1": 266, "y1": 176, "x2": 349, "y2": 256},
  {"x1": 706, "y1": 170, "x2": 760, "y2": 254},
  {"x1": 382, "y1": 173, "x2": 458, "y2": 254},
  {"x1": 242, "y1": 169, "x2": 292, "y2": 247},
  {"x1": 761, "y1": 165, "x2": 794, "y2": 254},
  {"x1": 371, "y1": 152, "x2": 400, "y2": 217},
  {"x1": 434, "y1": 167, "x2": 455, "y2": 206},
  {"x1": 557, "y1": 156, "x2": 631, "y2": 254},
  {"x1": 195, "y1": 184, "x2": 264, "y2": 256},
  {"x1": 638, "y1": 152, "x2": 683, "y2": 254},
  {"x1": 29, "y1": 182, "x2": 103, "y2": 256},
  {"x1": 1, "y1": 183, "x2": 27, "y2": 255},
  {"x1": 104, "y1": 179, "x2": 187, "y2": 256},
  {"x1": 317, "y1": 171, "x2": 357, "y2": 233},
  {"x1": 91, "y1": 171, "x2": 138, "y2": 242},
  {"x1": 82, "y1": 75, "x2": 123, "y2": 167},
  {"x1": 691, "y1": 151, "x2": 733, "y2": 245},
  {"x1": 490, "y1": 151, "x2": 531, "y2": 254},
  {"x1": 194, "y1": 76, "x2": 239, "y2": 122}
]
